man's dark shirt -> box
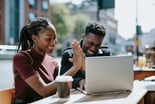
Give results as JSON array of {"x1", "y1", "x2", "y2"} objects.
[{"x1": 60, "y1": 40, "x2": 111, "y2": 88}]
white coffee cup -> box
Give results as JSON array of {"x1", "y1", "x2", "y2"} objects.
[{"x1": 55, "y1": 76, "x2": 73, "y2": 102}]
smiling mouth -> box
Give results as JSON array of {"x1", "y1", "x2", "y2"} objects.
[
  {"x1": 47, "y1": 47, "x2": 54, "y2": 52},
  {"x1": 48, "y1": 46, "x2": 54, "y2": 49}
]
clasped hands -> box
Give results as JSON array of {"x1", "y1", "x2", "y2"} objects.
[
  {"x1": 69, "y1": 40, "x2": 86, "y2": 90},
  {"x1": 69, "y1": 40, "x2": 85, "y2": 71}
]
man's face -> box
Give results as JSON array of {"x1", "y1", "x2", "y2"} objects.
[{"x1": 82, "y1": 33, "x2": 103, "y2": 56}]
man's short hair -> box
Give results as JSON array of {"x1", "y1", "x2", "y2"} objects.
[{"x1": 85, "y1": 22, "x2": 106, "y2": 37}]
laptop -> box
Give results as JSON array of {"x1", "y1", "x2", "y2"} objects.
[{"x1": 84, "y1": 55, "x2": 134, "y2": 95}]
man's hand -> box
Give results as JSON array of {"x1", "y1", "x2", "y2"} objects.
[
  {"x1": 79, "y1": 79, "x2": 85, "y2": 90},
  {"x1": 80, "y1": 57, "x2": 85, "y2": 71}
]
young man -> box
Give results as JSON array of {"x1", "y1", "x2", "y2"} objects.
[{"x1": 60, "y1": 22, "x2": 111, "y2": 90}]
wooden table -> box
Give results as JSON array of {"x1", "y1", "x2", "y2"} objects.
[
  {"x1": 133, "y1": 68, "x2": 155, "y2": 104},
  {"x1": 31, "y1": 68, "x2": 155, "y2": 104},
  {"x1": 134, "y1": 68, "x2": 155, "y2": 80},
  {"x1": 31, "y1": 81, "x2": 147, "y2": 104}
]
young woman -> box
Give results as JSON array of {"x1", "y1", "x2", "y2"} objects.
[{"x1": 13, "y1": 17, "x2": 83, "y2": 104}]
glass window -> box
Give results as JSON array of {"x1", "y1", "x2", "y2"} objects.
[
  {"x1": 28, "y1": 12, "x2": 36, "y2": 22},
  {"x1": 28, "y1": 0, "x2": 37, "y2": 9},
  {"x1": 41, "y1": 0, "x2": 48, "y2": 12}
]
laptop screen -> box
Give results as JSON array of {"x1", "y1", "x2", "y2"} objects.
[{"x1": 85, "y1": 55, "x2": 134, "y2": 95}]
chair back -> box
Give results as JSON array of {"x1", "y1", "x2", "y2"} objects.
[{"x1": 0, "y1": 88, "x2": 14, "y2": 104}]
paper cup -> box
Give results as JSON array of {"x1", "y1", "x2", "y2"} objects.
[{"x1": 55, "y1": 76, "x2": 73, "y2": 102}]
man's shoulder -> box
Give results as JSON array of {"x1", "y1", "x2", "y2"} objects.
[
  {"x1": 62, "y1": 47, "x2": 73, "y2": 57},
  {"x1": 100, "y1": 46, "x2": 109, "y2": 51},
  {"x1": 98, "y1": 46, "x2": 111, "y2": 56}
]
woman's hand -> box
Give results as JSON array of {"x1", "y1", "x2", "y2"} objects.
[
  {"x1": 80, "y1": 57, "x2": 85, "y2": 71},
  {"x1": 69, "y1": 56, "x2": 85, "y2": 71},
  {"x1": 64, "y1": 40, "x2": 83, "y2": 76}
]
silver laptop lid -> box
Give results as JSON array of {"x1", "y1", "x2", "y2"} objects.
[{"x1": 85, "y1": 55, "x2": 134, "y2": 95}]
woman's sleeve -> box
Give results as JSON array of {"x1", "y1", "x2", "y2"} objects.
[{"x1": 13, "y1": 52, "x2": 36, "y2": 80}]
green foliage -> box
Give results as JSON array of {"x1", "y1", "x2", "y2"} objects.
[
  {"x1": 72, "y1": 13, "x2": 89, "y2": 40},
  {"x1": 50, "y1": 4, "x2": 74, "y2": 42},
  {"x1": 50, "y1": 4, "x2": 89, "y2": 42}
]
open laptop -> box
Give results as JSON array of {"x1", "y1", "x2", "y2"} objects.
[{"x1": 83, "y1": 55, "x2": 134, "y2": 95}]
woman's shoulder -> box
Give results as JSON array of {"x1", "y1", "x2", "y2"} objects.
[
  {"x1": 13, "y1": 51, "x2": 31, "y2": 63},
  {"x1": 13, "y1": 51, "x2": 27, "y2": 59}
]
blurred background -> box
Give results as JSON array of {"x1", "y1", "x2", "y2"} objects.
[
  {"x1": 1, "y1": 0, "x2": 155, "y2": 58},
  {"x1": 0, "y1": 0, "x2": 155, "y2": 89}
]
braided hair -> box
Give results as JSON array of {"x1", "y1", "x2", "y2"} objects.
[
  {"x1": 17, "y1": 17, "x2": 52, "y2": 52},
  {"x1": 85, "y1": 22, "x2": 106, "y2": 38}
]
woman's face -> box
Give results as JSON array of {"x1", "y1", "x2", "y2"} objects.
[
  {"x1": 82, "y1": 33, "x2": 103, "y2": 56},
  {"x1": 33, "y1": 26, "x2": 57, "y2": 55}
]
